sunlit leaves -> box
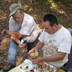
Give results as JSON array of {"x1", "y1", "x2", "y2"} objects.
[{"x1": 51, "y1": 2, "x2": 56, "y2": 7}]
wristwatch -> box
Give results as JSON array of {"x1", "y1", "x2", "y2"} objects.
[{"x1": 4, "y1": 30, "x2": 6, "y2": 34}]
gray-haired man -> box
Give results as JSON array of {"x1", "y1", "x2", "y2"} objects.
[{"x1": 1, "y1": 3, "x2": 39, "y2": 72}]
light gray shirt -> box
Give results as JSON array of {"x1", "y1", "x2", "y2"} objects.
[{"x1": 9, "y1": 13, "x2": 39, "y2": 43}]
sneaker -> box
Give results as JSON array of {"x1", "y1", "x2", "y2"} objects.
[{"x1": 3, "y1": 63, "x2": 16, "y2": 72}]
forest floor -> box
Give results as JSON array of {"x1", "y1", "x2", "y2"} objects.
[{"x1": 0, "y1": 0, "x2": 72, "y2": 70}]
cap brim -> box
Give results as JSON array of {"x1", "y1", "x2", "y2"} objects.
[{"x1": 9, "y1": 9, "x2": 17, "y2": 17}]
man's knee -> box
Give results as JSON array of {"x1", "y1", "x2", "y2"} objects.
[{"x1": 8, "y1": 55, "x2": 16, "y2": 62}]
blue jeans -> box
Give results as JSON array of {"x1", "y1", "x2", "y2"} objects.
[
  {"x1": 8, "y1": 38, "x2": 39, "y2": 63},
  {"x1": 8, "y1": 39, "x2": 18, "y2": 63}
]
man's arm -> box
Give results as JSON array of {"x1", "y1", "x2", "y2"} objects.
[
  {"x1": 11, "y1": 36, "x2": 26, "y2": 48},
  {"x1": 32, "y1": 52, "x2": 66, "y2": 64},
  {"x1": 1, "y1": 30, "x2": 23, "y2": 46},
  {"x1": 6, "y1": 30, "x2": 23, "y2": 38},
  {"x1": 42, "y1": 52, "x2": 66, "y2": 62},
  {"x1": 11, "y1": 36, "x2": 21, "y2": 45},
  {"x1": 29, "y1": 41, "x2": 44, "y2": 54}
]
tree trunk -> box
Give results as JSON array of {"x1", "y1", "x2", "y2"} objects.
[
  {"x1": 30, "y1": 0, "x2": 35, "y2": 4},
  {"x1": 18, "y1": 0, "x2": 21, "y2": 7}
]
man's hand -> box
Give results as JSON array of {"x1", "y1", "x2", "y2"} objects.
[
  {"x1": 29, "y1": 48, "x2": 37, "y2": 54},
  {"x1": 19, "y1": 43, "x2": 26, "y2": 48},
  {"x1": 32, "y1": 57, "x2": 43, "y2": 64},
  {"x1": 1, "y1": 30, "x2": 6, "y2": 36}
]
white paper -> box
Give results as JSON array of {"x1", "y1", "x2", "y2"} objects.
[
  {"x1": 50, "y1": 65, "x2": 54, "y2": 68},
  {"x1": 24, "y1": 59, "x2": 32, "y2": 64},
  {"x1": 44, "y1": 63, "x2": 54, "y2": 68},
  {"x1": 34, "y1": 69, "x2": 37, "y2": 72},
  {"x1": 17, "y1": 59, "x2": 37, "y2": 72}
]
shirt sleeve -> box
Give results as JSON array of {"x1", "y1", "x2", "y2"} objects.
[
  {"x1": 19, "y1": 19, "x2": 34, "y2": 35},
  {"x1": 58, "y1": 33, "x2": 71, "y2": 53},
  {"x1": 9, "y1": 17, "x2": 15, "y2": 31},
  {"x1": 39, "y1": 29, "x2": 45, "y2": 43}
]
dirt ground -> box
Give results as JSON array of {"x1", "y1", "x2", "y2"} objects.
[{"x1": 0, "y1": 0, "x2": 72, "y2": 70}]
